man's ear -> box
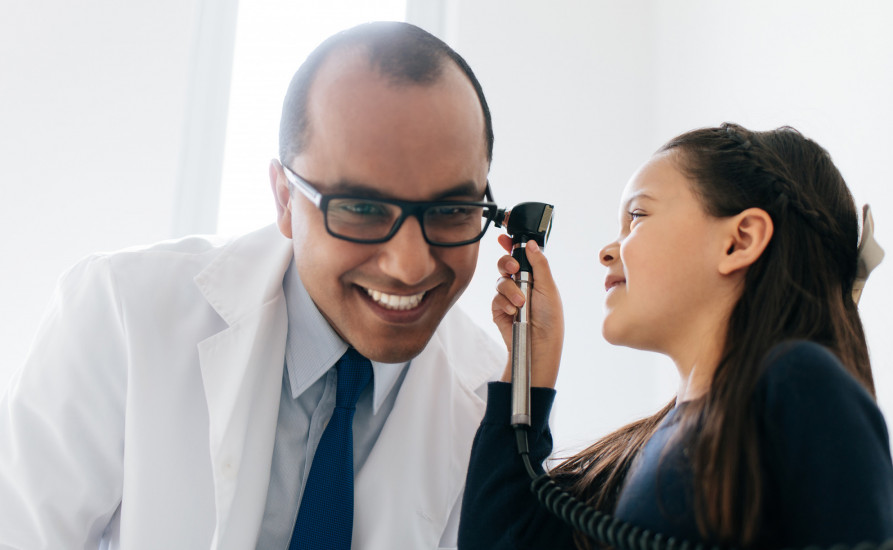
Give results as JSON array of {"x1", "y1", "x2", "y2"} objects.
[
  {"x1": 718, "y1": 207, "x2": 773, "y2": 275},
  {"x1": 270, "y1": 159, "x2": 293, "y2": 238}
]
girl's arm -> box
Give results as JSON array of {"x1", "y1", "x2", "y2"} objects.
[{"x1": 458, "y1": 382, "x2": 576, "y2": 550}]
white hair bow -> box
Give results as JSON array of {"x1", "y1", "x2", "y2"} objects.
[{"x1": 853, "y1": 204, "x2": 884, "y2": 305}]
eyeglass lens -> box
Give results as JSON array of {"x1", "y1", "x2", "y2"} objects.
[{"x1": 326, "y1": 198, "x2": 493, "y2": 244}]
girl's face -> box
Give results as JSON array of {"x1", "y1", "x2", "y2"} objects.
[{"x1": 600, "y1": 152, "x2": 737, "y2": 358}]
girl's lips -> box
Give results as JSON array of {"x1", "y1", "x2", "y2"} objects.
[{"x1": 604, "y1": 275, "x2": 626, "y2": 292}]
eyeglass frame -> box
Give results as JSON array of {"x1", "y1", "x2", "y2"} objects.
[{"x1": 281, "y1": 163, "x2": 499, "y2": 247}]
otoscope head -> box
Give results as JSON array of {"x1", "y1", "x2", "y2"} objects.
[
  {"x1": 495, "y1": 202, "x2": 554, "y2": 273},
  {"x1": 495, "y1": 202, "x2": 554, "y2": 247}
]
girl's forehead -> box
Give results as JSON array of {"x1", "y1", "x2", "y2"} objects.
[{"x1": 620, "y1": 153, "x2": 691, "y2": 206}]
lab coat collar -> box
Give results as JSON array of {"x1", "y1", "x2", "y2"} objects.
[
  {"x1": 193, "y1": 225, "x2": 293, "y2": 327},
  {"x1": 194, "y1": 224, "x2": 293, "y2": 550}
]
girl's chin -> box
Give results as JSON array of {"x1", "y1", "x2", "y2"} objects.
[
  {"x1": 601, "y1": 328, "x2": 624, "y2": 347},
  {"x1": 602, "y1": 324, "x2": 652, "y2": 351},
  {"x1": 601, "y1": 318, "x2": 625, "y2": 345}
]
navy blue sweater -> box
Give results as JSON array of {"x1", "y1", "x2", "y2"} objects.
[{"x1": 458, "y1": 341, "x2": 893, "y2": 549}]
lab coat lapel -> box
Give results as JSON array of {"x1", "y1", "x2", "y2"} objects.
[
  {"x1": 353, "y1": 321, "x2": 489, "y2": 548},
  {"x1": 194, "y1": 226, "x2": 293, "y2": 550}
]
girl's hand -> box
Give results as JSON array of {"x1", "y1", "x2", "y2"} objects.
[{"x1": 492, "y1": 233, "x2": 564, "y2": 388}]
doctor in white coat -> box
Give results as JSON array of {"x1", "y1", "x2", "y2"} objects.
[{"x1": 0, "y1": 22, "x2": 504, "y2": 549}]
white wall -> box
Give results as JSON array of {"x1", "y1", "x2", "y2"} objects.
[
  {"x1": 0, "y1": 1, "x2": 236, "y2": 389},
  {"x1": 3, "y1": 1, "x2": 892, "y2": 459},
  {"x1": 444, "y1": 0, "x2": 674, "y2": 453},
  {"x1": 444, "y1": 0, "x2": 893, "y2": 454}
]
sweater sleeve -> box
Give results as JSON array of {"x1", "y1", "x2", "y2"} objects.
[
  {"x1": 757, "y1": 341, "x2": 893, "y2": 547},
  {"x1": 458, "y1": 382, "x2": 576, "y2": 550}
]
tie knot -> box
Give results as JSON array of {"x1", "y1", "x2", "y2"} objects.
[{"x1": 334, "y1": 348, "x2": 372, "y2": 409}]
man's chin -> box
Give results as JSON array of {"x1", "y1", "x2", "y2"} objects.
[
  {"x1": 335, "y1": 286, "x2": 461, "y2": 362},
  {"x1": 351, "y1": 332, "x2": 434, "y2": 364}
]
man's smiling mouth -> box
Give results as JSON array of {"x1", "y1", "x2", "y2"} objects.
[{"x1": 364, "y1": 287, "x2": 427, "y2": 310}]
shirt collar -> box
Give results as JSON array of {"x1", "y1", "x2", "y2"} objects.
[{"x1": 282, "y1": 258, "x2": 408, "y2": 413}]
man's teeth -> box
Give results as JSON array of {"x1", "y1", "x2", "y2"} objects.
[{"x1": 365, "y1": 288, "x2": 426, "y2": 310}]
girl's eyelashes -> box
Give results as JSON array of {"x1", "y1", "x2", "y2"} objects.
[{"x1": 619, "y1": 209, "x2": 647, "y2": 235}]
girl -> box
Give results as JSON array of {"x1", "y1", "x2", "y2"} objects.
[{"x1": 458, "y1": 123, "x2": 893, "y2": 549}]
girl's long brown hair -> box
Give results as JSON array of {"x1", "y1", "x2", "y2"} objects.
[{"x1": 552, "y1": 124, "x2": 873, "y2": 548}]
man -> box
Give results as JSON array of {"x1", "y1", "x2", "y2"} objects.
[{"x1": 0, "y1": 22, "x2": 504, "y2": 549}]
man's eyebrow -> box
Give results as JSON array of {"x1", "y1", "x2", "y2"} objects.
[
  {"x1": 430, "y1": 181, "x2": 486, "y2": 200},
  {"x1": 323, "y1": 180, "x2": 486, "y2": 201}
]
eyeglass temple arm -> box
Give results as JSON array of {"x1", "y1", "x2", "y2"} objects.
[
  {"x1": 484, "y1": 183, "x2": 510, "y2": 228},
  {"x1": 282, "y1": 165, "x2": 323, "y2": 207}
]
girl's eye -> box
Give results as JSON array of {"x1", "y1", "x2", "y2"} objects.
[{"x1": 628, "y1": 211, "x2": 646, "y2": 220}]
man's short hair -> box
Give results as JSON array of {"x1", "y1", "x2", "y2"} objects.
[{"x1": 278, "y1": 21, "x2": 494, "y2": 165}]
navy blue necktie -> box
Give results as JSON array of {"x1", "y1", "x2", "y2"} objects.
[{"x1": 289, "y1": 348, "x2": 373, "y2": 550}]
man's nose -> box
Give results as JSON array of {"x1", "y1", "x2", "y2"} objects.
[{"x1": 377, "y1": 216, "x2": 437, "y2": 285}]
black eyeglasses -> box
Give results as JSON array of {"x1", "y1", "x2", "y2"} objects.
[{"x1": 282, "y1": 164, "x2": 499, "y2": 247}]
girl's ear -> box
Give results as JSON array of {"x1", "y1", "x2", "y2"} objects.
[{"x1": 718, "y1": 208, "x2": 773, "y2": 275}]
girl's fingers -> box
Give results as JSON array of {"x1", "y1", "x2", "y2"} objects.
[
  {"x1": 495, "y1": 276, "x2": 525, "y2": 308},
  {"x1": 497, "y1": 233, "x2": 513, "y2": 253},
  {"x1": 496, "y1": 254, "x2": 520, "y2": 278},
  {"x1": 524, "y1": 241, "x2": 557, "y2": 291},
  {"x1": 492, "y1": 293, "x2": 518, "y2": 317}
]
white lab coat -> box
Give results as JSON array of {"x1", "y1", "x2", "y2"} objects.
[{"x1": 0, "y1": 224, "x2": 504, "y2": 550}]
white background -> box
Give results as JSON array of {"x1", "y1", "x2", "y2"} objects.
[{"x1": 2, "y1": 0, "x2": 891, "y2": 455}]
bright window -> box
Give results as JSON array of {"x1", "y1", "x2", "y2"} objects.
[{"x1": 217, "y1": 1, "x2": 407, "y2": 236}]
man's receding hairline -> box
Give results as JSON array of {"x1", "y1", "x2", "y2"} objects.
[
  {"x1": 307, "y1": 42, "x2": 456, "y2": 97},
  {"x1": 295, "y1": 44, "x2": 479, "y2": 164}
]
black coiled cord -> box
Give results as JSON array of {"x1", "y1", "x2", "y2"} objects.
[{"x1": 513, "y1": 426, "x2": 893, "y2": 550}]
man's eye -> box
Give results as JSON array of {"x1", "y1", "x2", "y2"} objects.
[
  {"x1": 429, "y1": 205, "x2": 478, "y2": 217},
  {"x1": 426, "y1": 205, "x2": 483, "y2": 228},
  {"x1": 340, "y1": 201, "x2": 389, "y2": 216}
]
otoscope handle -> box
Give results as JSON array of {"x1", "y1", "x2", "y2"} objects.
[{"x1": 510, "y1": 267, "x2": 533, "y2": 427}]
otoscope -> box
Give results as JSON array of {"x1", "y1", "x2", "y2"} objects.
[{"x1": 493, "y1": 201, "x2": 554, "y2": 428}]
